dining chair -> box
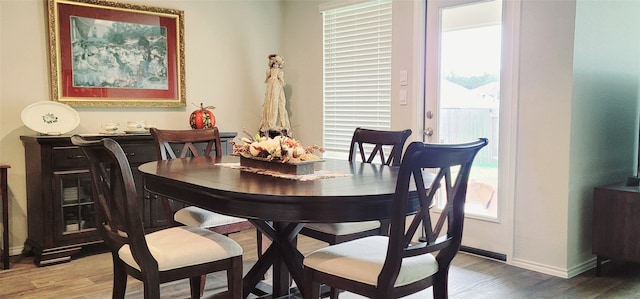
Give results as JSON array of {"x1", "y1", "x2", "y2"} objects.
[
  {"x1": 71, "y1": 135, "x2": 243, "y2": 299},
  {"x1": 149, "y1": 127, "x2": 255, "y2": 234},
  {"x1": 150, "y1": 127, "x2": 262, "y2": 293},
  {"x1": 299, "y1": 127, "x2": 411, "y2": 298},
  {"x1": 303, "y1": 138, "x2": 488, "y2": 299},
  {"x1": 299, "y1": 127, "x2": 412, "y2": 244}
]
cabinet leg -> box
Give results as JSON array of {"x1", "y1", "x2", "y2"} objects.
[
  {"x1": 596, "y1": 255, "x2": 602, "y2": 276},
  {"x1": 22, "y1": 239, "x2": 81, "y2": 266},
  {"x1": 21, "y1": 239, "x2": 35, "y2": 256}
]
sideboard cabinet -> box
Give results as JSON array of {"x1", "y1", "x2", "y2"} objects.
[
  {"x1": 21, "y1": 132, "x2": 236, "y2": 266},
  {"x1": 592, "y1": 183, "x2": 640, "y2": 275}
]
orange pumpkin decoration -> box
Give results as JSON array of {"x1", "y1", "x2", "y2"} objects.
[{"x1": 189, "y1": 103, "x2": 216, "y2": 129}]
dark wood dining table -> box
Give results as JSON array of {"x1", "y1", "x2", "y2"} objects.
[{"x1": 139, "y1": 155, "x2": 417, "y2": 298}]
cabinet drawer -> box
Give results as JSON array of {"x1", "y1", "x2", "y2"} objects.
[
  {"x1": 53, "y1": 144, "x2": 156, "y2": 170},
  {"x1": 121, "y1": 143, "x2": 156, "y2": 164},
  {"x1": 52, "y1": 147, "x2": 88, "y2": 169}
]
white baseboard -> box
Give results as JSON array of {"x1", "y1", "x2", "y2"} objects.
[
  {"x1": 8, "y1": 245, "x2": 24, "y2": 257},
  {"x1": 510, "y1": 256, "x2": 597, "y2": 278}
]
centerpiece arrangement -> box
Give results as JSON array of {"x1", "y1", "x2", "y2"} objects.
[
  {"x1": 232, "y1": 133, "x2": 324, "y2": 175},
  {"x1": 231, "y1": 54, "x2": 325, "y2": 175}
]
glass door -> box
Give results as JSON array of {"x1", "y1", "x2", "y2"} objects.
[
  {"x1": 53, "y1": 170, "x2": 97, "y2": 241},
  {"x1": 425, "y1": 0, "x2": 515, "y2": 257}
]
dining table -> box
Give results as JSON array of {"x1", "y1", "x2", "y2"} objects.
[{"x1": 139, "y1": 155, "x2": 419, "y2": 298}]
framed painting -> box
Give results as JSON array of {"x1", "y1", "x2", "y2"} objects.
[{"x1": 46, "y1": 0, "x2": 186, "y2": 107}]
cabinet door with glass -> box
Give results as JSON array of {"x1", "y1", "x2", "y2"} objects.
[{"x1": 52, "y1": 170, "x2": 100, "y2": 244}]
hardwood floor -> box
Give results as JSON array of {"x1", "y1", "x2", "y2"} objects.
[{"x1": 2, "y1": 230, "x2": 639, "y2": 298}]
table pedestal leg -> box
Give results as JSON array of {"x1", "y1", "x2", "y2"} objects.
[{"x1": 244, "y1": 220, "x2": 304, "y2": 298}]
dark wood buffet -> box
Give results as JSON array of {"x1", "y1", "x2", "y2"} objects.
[{"x1": 20, "y1": 132, "x2": 236, "y2": 266}]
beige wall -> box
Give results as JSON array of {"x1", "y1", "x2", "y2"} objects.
[
  {"x1": 508, "y1": 0, "x2": 640, "y2": 278},
  {"x1": 568, "y1": 0, "x2": 640, "y2": 274},
  {"x1": 512, "y1": 0, "x2": 576, "y2": 274},
  {"x1": 281, "y1": 0, "x2": 323, "y2": 145}
]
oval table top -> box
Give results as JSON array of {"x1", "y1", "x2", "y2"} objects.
[{"x1": 139, "y1": 155, "x2": 415, "y2": 223}]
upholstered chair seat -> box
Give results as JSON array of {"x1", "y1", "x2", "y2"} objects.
[
  {"x1": 118, "y1": 226, "x2": 242, "y2": 272},
  {"x1": 174, "y1": 206, "x2": 247, "y2": 228},
  {"x1": 303, "y1": 221, "x2": 381, "y2": 236},
  {"x1": 304, "y1": 236, "x2": 438, "y2": 287}
]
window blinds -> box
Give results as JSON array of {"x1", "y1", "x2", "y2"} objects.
[{"x1": 322, "y1": 0, "x2": 392, "y2": 155}]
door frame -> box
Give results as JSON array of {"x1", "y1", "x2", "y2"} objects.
[{"x1": 418, "y1": 0, "x2": 520, "y2": 262}]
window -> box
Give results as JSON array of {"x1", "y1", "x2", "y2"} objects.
[{"x1": 321, "y1": 0, "x2": 392, "y2": 157}]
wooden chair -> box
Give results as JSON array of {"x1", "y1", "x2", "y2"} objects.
[
  {"x1": 299, "y1": 127, "x2": 412, "y2": 244},
  {"x1": 149, "y1": 127, "x2": 255, "y2": 234},
  {"x1": 71, "y1": 135, "x2": 243, "y2": 299},
  {"x1": 303, "y1": 138, "x2": 488, "y2": 299},
  {"x1": 150, "y1": 127, "x2": 262, "y2": 292}
]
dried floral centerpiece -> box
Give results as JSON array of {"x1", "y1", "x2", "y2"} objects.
[{"x1": 231, "y1": 133, "x2": 324, "y2": 175}]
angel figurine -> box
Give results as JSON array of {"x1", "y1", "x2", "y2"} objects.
[{"x1": 259, "y1": 54, "x2": 291, "y2": 136}]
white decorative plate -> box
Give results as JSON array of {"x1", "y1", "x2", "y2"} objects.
[{"x1": 21, "y1": 101, "x2": 80, "y2": 135}]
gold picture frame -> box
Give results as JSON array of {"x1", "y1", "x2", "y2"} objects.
[{"x1": 46, "y1": 0, "x2": 186, "y2": 107}]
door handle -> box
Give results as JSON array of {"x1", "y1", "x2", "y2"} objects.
[{"x1": 424, "y1": 128, "x2": 433, "y2": 137}]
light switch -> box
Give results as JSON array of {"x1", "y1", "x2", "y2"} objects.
[
  {"x1": 399, "y1": 88, "x2": 408, "y2": 106},
  {"x1": 399, "y1": 70, "x2": 408, "y2": 86}
]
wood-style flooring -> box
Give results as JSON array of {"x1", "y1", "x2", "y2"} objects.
[{"x1": 1, "y1": 229, "x2": 639, "y2": 298}]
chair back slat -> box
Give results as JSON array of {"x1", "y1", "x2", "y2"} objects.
[
  {"x1": 378, "y1": 138, "x2": 488, "y2": 290},
  {"x1": 150, "y1": 127, "x2": 222, "y2": 161},
  {"x1": 71, "y1": 136, "x2": 158, "y2": 271},
  {"x1": 348, "y1": 127, "x2": 412, "y2": 166}
]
